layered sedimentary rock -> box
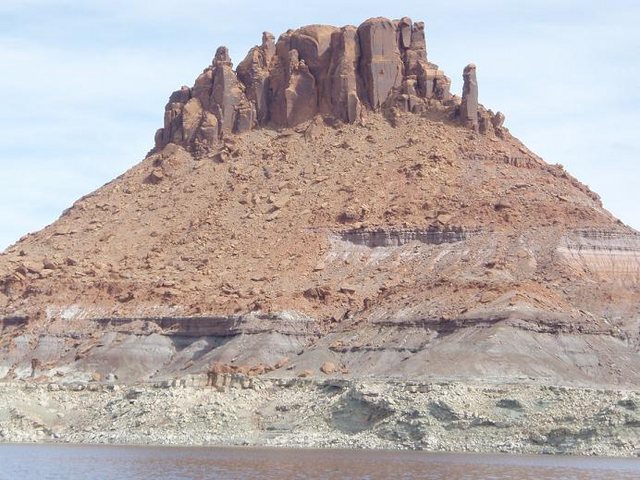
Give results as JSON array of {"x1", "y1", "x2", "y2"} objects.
[
  {"x1": 2, "y1": 15, "x2": 640, "y2": 417},
  {"x1": 154, "y1": 16, "x2": 456, "y2": 151}
]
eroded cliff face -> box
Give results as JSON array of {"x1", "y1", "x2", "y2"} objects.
[
  {"x1": 0, "y1": 17, "x2": 639, "y2": 388},
  {"x1": 153, "y1": 16, "x2": 503, "y2": 154}
]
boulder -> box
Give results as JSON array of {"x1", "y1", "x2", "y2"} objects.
[
  {"x1": 320, "y1": 361, "x2": 336, "y2": 374},
  {"x1": 492, "y1": 111, "x2": 506, "y2": 130},
  {"x1": 433, "y1": 72, "x2": 452, "y2": 101},
  {"x1": 153, "y1": 128, "x2": 165, "y2": 148},
  {"x1": 274, "y1": 357, "x2": 289, "y2": 369},
  {"x1": 162, "y1": 102, "x2": 183, "y2": 144},
  {"x1": 397, "y1": 76, "x2": 420, "y2": 112},
  {"x1": 168, "y1": 86, "x2": 191, "y2": 104},
  {"x1": 159, "y1": 86, "x2": 191, "y2": 146}
]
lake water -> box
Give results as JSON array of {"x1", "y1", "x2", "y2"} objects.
[{"x1": 1, "y1": 444, "x2": 639, "y2": 479}]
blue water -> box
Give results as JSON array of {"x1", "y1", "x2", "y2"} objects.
[{"x1": 1, "y1": 444, "x2": 639, "y2": 479}]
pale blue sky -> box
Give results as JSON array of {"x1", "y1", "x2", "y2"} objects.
[{"x1": 0, "y1": 1, "x2": 639, "y2": 250}]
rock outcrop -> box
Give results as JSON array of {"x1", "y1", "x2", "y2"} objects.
[
  {"x1": 157, "y1": 47, "x2": 256, "y2": 152},
  {"x1": 154, "y1": 16, "x2": 459, "y2": 152},
  {"x1": 327, "y1": 26, "x2": 363, "y2": 123},
  {"x1": 3, "y1": 15, "x2": 640, "y2": 434},
  {"x1": 236, "y1": 32, "x2": 276, "y2": 125},
  {"x1": 460, "y1": 64, "x2": 479, "y2": 130},
  {"x1": 357, "y1": 17, "x2": 404, "y2": 109}
]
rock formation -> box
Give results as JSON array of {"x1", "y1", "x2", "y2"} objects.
[
  {"x1": 158, "y1": 47, "x2": 256, "y2": 151},
  {"x1": 154, "y1": 16, "x2": 456, "y2": 152},
  {"x1": 2, "y1": 16, "x2": 640, "y2": 432},
  {"x1": 327, "y1": 26, "x2": 362, "y2": 123},
  {"x1": 236, "y1": 32, "x2": 276, "y2": 124},
  {"x1": 460, "y1": 64, "x2": 479, "y2": 130},
  {"x1": 357, "y1": 17, "x2": 404, "y2": 109}
]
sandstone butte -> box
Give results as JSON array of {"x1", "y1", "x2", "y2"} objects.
[{"x1": 1, "y1": 16, "x2": 640, "y2": 392}]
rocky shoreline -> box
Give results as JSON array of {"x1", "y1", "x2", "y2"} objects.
[{"x1": 1, "y1": 377, "x2": 638, "y2": 456}]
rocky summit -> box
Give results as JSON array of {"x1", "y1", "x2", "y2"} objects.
[{"x1": 1, "y1": 16, "x2": 640, "y2": 454}]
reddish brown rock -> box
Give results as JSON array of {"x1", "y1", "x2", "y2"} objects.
[
  {"x1": 274, "y1": 357, "x2": 289, "y2": 369},
  {"x1": 4, "y1": 17, "x2": 640, "y2": 404},
  {"x1": 281, "y1": 50, "x2": 317, "y2": 126},
  {"x1": 267, "y1": 31, "x2": 292, "y2": 126},
  {"x1": 320, "y1": 361, "x2": 336, "y2": 374},
  {"x1": 460, "y1": 63, "x2": 479, "y2": 130},
  {"x1": 157, "y1": 86, "x2": 191, "y2": 146},
  {"x1": 237, "y1": 32, "x2": 276, "y2": 124},
  {"x1": 192, "y1": 67, "x2": 214, "y2": 112},
  {"x1": 285, "y1": 50, "x2": 318, "y2": 126},
  {"x1": 157, "y1": 46, "x2": 255, "y2": 149},
  {"x1": 398, "y1": 16, "x2": 413, "y2": 49},
  {"x1": 492, "y1": 111, "x2": 506, "y2": 133},
  {"x1": 357, "y1": 17, "x2": 404, "y2": 109},
  {"x1": 168, "y1": 85, "x2": 191, "y2": 105},
  {"x1": 402, "y1": 21, "x2": 423, "y2": 74},
  {"x1": 181, "y1": 98, "x2": 204, "y2": 143},
  {"x1": 210, "y1": 47, "x2": 255, "y2": 135},
  {"x1": 269, "y1": 38, "x2": 319, "y2": 128},
  {"x1": 197, "y1": 111, "x2": 219, "y2": 146},
  {"x1": 400, "y1": 21, "x2": 448, "y2": 101},
  {"x1": 290, "y1": 25, "x2": 337, "y2": 115},
  {"x1": 328, "y1": 26, "x2": 362, "y2": 122},
  {"x1": 155, "y1": 16, "x2": 483, "y2": 151},
  {"x1": 410, "y1": 21, "x2": 427, "y2": 56}
]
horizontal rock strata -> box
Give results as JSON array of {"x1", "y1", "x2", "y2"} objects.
[
  {"x1": 339, "y1": 227, "x2": 470, "y2": 247},
  {"x1": 2, "y1": 380, "x2": 639, "y2": 456},
  {"x1": 2, "y1": 18, "x2": 640, "y2": 454}
]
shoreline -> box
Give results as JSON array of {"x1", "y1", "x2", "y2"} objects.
[
  {"x1": 2, "y1": 441, "x2": 640, "y2": 464},
  {"x1": 1, "y1": 377, "x2": 639, "y2": 457}
]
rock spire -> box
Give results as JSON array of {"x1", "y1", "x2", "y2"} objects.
[{"x1": 460, "y1": 64, "x2": 479, "y2": 130}]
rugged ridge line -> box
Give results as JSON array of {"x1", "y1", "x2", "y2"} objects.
[{"x1": 154, "y1": 16, "x2": 504, "y2": 153}]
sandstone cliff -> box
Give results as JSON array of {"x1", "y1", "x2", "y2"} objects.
[
  {"x1": 153, "y1": 17, "x2": 503, "y2": 155},
  {"x1": 0, "y1": 17, "x2": 639, "y2": 390}
]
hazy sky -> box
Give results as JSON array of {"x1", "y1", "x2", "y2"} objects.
[{"x1": 0, "y1": 1, "x2": 639, "y2": 250}]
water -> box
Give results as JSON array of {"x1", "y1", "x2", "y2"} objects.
[{"x1": 1, "y1": 444, "x2": 639, "y2": 479}]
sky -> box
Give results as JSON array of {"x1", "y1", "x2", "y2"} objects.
[{"x1": 0, "y1": 0, "x2": 639, "y2": 250}]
